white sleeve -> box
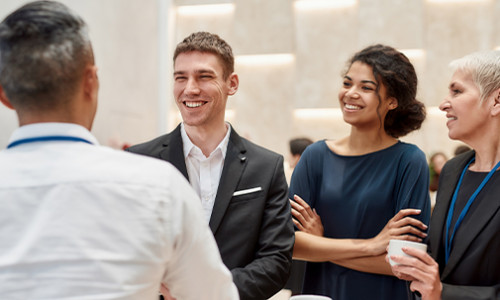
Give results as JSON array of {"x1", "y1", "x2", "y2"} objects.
[{"x1": 162, "y1": 172, "x2": 239, "y2": 300}]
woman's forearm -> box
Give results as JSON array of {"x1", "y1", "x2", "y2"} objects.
[
  {"x1": 292, "y1": 231, "x2": 376, "y2": 261},
  {"x1": 331, "y1": 254, "x2": 393, "y2": 276}
]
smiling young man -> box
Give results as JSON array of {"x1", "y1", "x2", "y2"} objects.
[{"x1": 127, "y1": 32, "x2": 294, "y2": 300}]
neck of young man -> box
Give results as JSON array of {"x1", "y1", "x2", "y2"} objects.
[{"x1": 183, "y1": 121, "x2": 228, "y2": 157}]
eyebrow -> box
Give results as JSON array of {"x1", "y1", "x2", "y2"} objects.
[
  {"x1": 173, "y1": 69, "x2": 216, "y2": 76},
  {"x1": 344, "y1": 75, "x2": 377, "y2": 86}
]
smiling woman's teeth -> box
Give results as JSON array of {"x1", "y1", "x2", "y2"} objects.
[
  {"x1": 186, "y1": 102, "x2": 203, "y2": 108},
  {"x1": 448, "y1": 117, "x2": 457, "y2": 121},
  {"x1": 345, "y1": 104, "x2": 360, "y2": 110}
]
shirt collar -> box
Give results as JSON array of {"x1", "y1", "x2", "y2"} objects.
[
  {"x1": 8, "y1": 122, "x2": 100, "y2": 146},
  {"x1": 180, "y1": 122, "x2": 231, "y2": 159}
]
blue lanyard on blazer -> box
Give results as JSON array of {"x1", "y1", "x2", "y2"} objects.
[
  {"x1": 445, "y1": 157, "x2": 500, "y2": 264},
  {"x1": 7, "y1": 136, "x2": 93, "y2": 149}
]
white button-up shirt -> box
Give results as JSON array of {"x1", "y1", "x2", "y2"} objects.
[
  {"x1": 0, "y1": 123, "x2": 238, "y2": 300},
  {"x1": 181, "y1": 123, "x2": 230, "y2": 223}
]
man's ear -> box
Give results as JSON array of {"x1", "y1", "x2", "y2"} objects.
[
  {"x1": 0, "y1": 85, "x2": 14, "y2": 110},
  {"x1": 227, "y1": 73, "x2": 239, "y2": 96},
  {"x1": 83, "y1": 65, "x2": 99, "y2": 100}
]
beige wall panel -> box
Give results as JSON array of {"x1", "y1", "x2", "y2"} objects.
[
  {"x1": 176, "y1": 0, "x2": 232, "y2": 5},
  {"x1": 357, "y1": 0, "x2": 423, "y2": 48},
  {"x1": 422, "y1": 1, "x2": 493, "y2": 107},
  {"x1": 403, "y1": 108, "x2": 463, "y2": 159},
  {"x1": 495, "y1": 1, "x2": 500, "y2": 48},
  {"x1": 174, "y1": 12, "x2": 234, "y2": 46},
  {"x1": 83, "y1": 0, "x2": 161, "y2": 147},
  {"x1": 294, "y1": 6, "x2": 358, "y2": 109},
  {"x1": 292, "y1": 112, "x2": 351, "y2": 143},
  {"x1": 232, "y1": 63, "x2": 295, "y2": 155},
  {"x1": 233, "y1": 0, "x2": 294, "y2": 55}
]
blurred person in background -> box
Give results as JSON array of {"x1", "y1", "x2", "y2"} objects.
[
  {"x1": 285, "y1": 137, "x2": 314, "y2": 185},
  {"x1": 389, "y1": 50, "x2": 500, "y2": 300},
  {"x1": 289, "y1": 44, "x2": 431, "y2": 300},
  {"x1": 0, "y1": 2, "x2": 237, "y2": 299},
  {"x1": 289, "y1": 137, "x2": 314, "y2": 169},
  {"x1": 429, "y1": 152, "x2": 448, "y2": 192},
  {"x1": 454, "y1": 144, "x2": 471, "y2": 156}
]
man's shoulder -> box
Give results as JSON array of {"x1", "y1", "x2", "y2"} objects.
[
  {"x1": 126, "y1": 130, "x2": 177, "y2": 156},
  {"x1": 93, "y1": 145, "x2": 179, "y2": 179},
  {"x1": 231, "y1": 130, "x2": 282, "y2": 161}
]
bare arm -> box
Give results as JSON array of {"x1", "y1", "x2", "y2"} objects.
[
  {"x1": 332, "y1": 254, "x2": 393, "y2": 275},
  {"x1": 293, "y1": 231, "x2": 373, "y2": 261},
  {"x1": 291, "y1": 195, "x2": 427, "y2": 262}
]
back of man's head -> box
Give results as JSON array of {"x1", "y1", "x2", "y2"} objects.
[
  {"x1": 173, "y1": 31, "x2": 234, "y2": 80},
  {"x1": 0, "y1": 0, "x2": 93, "y2": 113},
  {"x1": 289, "y1": 137, "x2": 313, "y2": 156}
]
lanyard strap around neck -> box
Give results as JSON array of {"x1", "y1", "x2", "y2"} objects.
[
  {"x1": 7, "y1": 136, "x2": 93, "y2": 149},
  {"x1": 445, "y1": 157, "x2": 500, "y2": 264}
]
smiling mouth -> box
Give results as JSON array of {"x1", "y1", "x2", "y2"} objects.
[
  {"x1": 184, "y1": 101, "x2": 206, "y2": 108},
  {"x1": 345, "y1": 103, "x2": 362, "y2": 110},
  {"x1": 447, "y1": 117, "x2": 457, "y2": 121}
]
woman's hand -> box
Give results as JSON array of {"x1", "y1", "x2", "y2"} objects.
[
  {"x1": 290, "y1": 194, "x2": 324, "y2": 236},
  {"x1": 388, "y1": 247, "x2": 442, "y2": 300},
  {"x1": 369, "y1": 209, "x2": 428, "y2": 255}
]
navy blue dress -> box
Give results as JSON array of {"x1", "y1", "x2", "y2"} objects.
[{"x1": 290, "y1": 140, "x2": 431, "y2": 300}]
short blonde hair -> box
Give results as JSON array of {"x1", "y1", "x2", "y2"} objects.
[{"x1": 450, "y1": 50, "x2": 500, "y2": 102}]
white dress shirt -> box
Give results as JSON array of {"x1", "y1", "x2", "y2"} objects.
[
  {"x1": 181, "y1": 123, "x2": 230, "y2": 223},
  {"x1": 0, "y1": 123, "x2": 238, "y2": 300}
]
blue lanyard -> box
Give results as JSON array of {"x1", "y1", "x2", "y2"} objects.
[
  {"x1": 7, "y1": 136, "x2": 93, "y2": 149},
  {"x1": 445, "y1": 157, "x2": 500, "y2": 264}
]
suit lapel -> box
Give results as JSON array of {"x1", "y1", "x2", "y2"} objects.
[
  {"x1": 209, "y1": 127, "x2": 247, "y2": 234},
  {"x1": 441, "y1": 151, "x2": 500, "y2": 279},
  {"x1": 159, "y1": 125, "x2": 189, "y2": 180},
  {"x1": 428, "y1": 153, "x2": 470, "y2": 264}
]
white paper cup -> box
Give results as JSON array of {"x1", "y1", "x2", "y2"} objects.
[
  {"x1": 290, "y1": 295, "x2": 332, "y2": 300},
  {"x1": 388, "y1": 239, "x2": 428, "y2": 266}
]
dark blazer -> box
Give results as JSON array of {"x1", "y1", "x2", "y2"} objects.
[
  {"x1": 428, "y1": 150, "x2": 500, "y2": 300},
  {"x1": 126, "y1": 124, "x2": 294, "y2": 300}
]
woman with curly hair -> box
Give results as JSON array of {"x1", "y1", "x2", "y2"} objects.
[{"x1": 289, "y1": 45, "x2": 431, "y2": 300}]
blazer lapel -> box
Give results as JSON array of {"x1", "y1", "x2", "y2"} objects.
[
  {"x1": 441, "y1": 151, "x2": 500, "y2": 279},
  {"x1": 209, "y1": 127, "x2": 247, "y2": 234},
  {"x1": 159, "y1": 124, "x2": 189, "y2": 180},
  {"x1": 428, "y1": 153, "x2": 470, "y2": 264}
]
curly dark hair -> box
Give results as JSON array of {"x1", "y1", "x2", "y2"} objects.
[{"x1": 345, "y1": 44, "x2": 426, "y2": 138}]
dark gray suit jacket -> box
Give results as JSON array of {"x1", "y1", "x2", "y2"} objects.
[
  {"x1": 428, "y1": 150, "x2": 500, "y2": 300},
  {"x1": 126, "y1": 124, "x2": 294, "y2": 300}
]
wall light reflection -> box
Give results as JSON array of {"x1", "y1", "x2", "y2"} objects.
[
  {"x1": 177, "y1": 4, "x2": 235, "y2": 16},
  {"x1": 293, "y1": 108, "x2": 343, "y2": 120},
  {"x1": 427, "y1": 0, "x2": 490, "y2": 3},
  {"x1": 235, "y1": 54, "x2": 295, "y2": 66},
  {"x1": 294, "y1": 0, "x2": 357, "y2": 11},
  {"x1": 399, "y1": 49, "x2": 425, "y2": 60}
]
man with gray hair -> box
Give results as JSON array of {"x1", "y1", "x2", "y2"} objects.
[{"x1": 0, "y1": 1, "x2": 238, "y2": 299}]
